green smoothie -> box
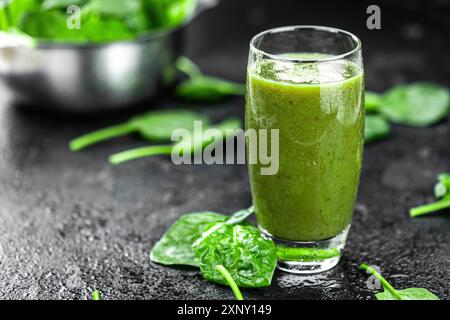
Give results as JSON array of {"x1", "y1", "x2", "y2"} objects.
[{"x1": 246, "y1": 54, "x2": 364, "y2": 241}]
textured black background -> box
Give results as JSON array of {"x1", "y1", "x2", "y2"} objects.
[{"x1": 0, "y1": 0, "x2": 449, "y2": 300}]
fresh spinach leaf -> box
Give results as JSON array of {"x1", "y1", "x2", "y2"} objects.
[
  {"x1": 216, "y1": 265, "x2": 244, "y2": 300},
  {"x1": 364, "y1": 115, "x2": 391, "y2": 143},
  {"x1": 78, "y1": 14, "x2": 136, "y2": 42},
  {"x1": 276, "y1": 247, "x2": 340, "y2": 262},
  {"x1": 364, "y1": 83, "x2": 450, "y2": 144},
  {"x1": 150, "y1": 212, "x2": 228, "y2": 267},
  {"x1": 360, "y1": 263, "x2": 439, "y2": 300},
  {"x1": 143, "y1": 0, "x2": 197, "y2": 29},
  {"x1": 163, "y1": 0, "x2": 197, "y2": 28},
  {"x1": 175, "y1": 57, "x2": 245, "y2": 102},
  {"x1": 81, "y1": 0, "x2": 142, "y2": 18},
  {"x1": 42, "y1": 0, "x2": 87, "y2": 11},
  {"x1": 132, "y1": 110, "x2": 209, "y2": 142},
  {"x1": 377, "y1": 83, "x2": 450, "y2": 127},
  {"x1": 81, "y1": 0, "x2": 150, "y2": 33},
  {"x1": 69, "y1": 109, "x2": 208, "y2": 151},
  {"x1": 193, "y1": 223, "x2": 277, "y2": 288},
  {"x1": 375, "y1": 287, "x2": 440, "y2": 300},
  {"x1": 0, "y1": 0, "x2": 11, "y2": 31},
  {"x1": 108, "y1": 117, "x2": 241, "y2": 165},
  {"x1": 2, "y1": 0, "x2": 40, "y2": 29},
  {"x1": 1, "y1": 0, "x2": 197, "y2": 42},
  {"x1": 176, "y1": 77, "x2": 246, "y2": 102},
  {"x1": 0, "y1": 11, "x2": 9, "y2": 31},
  {"x1": 365, "y1": 91, "x2": 383, "y2": 113},
  {"x1": 19, "y1": 10, "x2": 86, "y2": 42},
  {"x1": 92, "y1": 290, "x2": 101, "y2": 300},
  {"x1": 150, "y1": 206, "x2": 254, "y2": 267},
  {"x1": 172, "y1": 117, "x2": 241, "y2": 156},
  {"x1": 410, "y1": 173, "x2": 450, "y2": 217}
]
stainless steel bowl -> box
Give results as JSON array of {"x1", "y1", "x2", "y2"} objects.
[{"x1": 0, "y1": 0, "x2": 216, "y2": 112}]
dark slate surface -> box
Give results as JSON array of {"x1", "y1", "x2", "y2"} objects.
[{"x1": 0, "y1": 0, "x2": 449, "y2": 300}]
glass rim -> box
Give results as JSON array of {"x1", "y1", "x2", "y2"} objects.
[{"x1": 249, "y1": 25, "x2": 362, "y2": 63}]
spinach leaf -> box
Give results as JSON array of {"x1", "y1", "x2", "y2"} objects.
[
  {"x1": 2, "y1": 0, "x2": 197, "y2": 42},
  {"x1": 360, "y1": 263, "x2": 439, "y2": 300},
  {"x1": 1, "y1": 0, "x2": 40, "y2": 29},
  {"x1": 92, "y1": 290, "x2": 101, "y2": 300},
  {"x1": 410, "y1": 173, "x2": 450, "y2": 217},
  {"x1": 81, "y1": 0, "x2": 142, "y2": 18},
  {"x1": 150, "y1": 212, "x2": 228, "y2": 267},
  {"x1": 193, "y1": 223, "x2": 277, "y2": 288},
  {"x1": 365, "y1": 91, "x2": 383, "y2": 113},
  {"x1": 81, "y1": 0, "x2": 150, "y2": 34},
  {"x1": 216, "y1": 265, "x2": 244, "y2": 300},
  {"x1": 108, "y1": 117, "x2": 241, "y2": 165},
  {"x1": 19, "y1": 10, "x2": 86, "y2": 42},
  {"x1": 150, "y1": 206, "x2": 274, "y2": 291},
  {"x1": 375, "y1": 288, "x2": 440, "y2": 300},
  {"x1": 377, "y1": 83, "x2": 450, "y2": 127},
  {"x1": 79, "y1": 14, "x2": 136, "y2": 42},
  {"x1": 132, "y1": 110, "x2": 208, "y2": 142},
  {"x1": 0, "y1": 0, "x2": 11, "y2": 31},
  {"x1": 276, "y1": 247, "x2": 340, "y2": 262},
  {"x1": 176, "y1": 77, "x2": 246, "y2": 102},
  {"x1": 69, "y1": 109, "x2": 208, "y2": 151},
  {"x1": 150, "y1": 206, "x2": 254, "y2": 267},
  {"x1": 364, "y1": 115, "x2": 391, "y2": 143},
  {"x1": 143, "y1": 0, "x2": 197, "y2": 29},
  {"x1": 162, "y1": 0, "x2": 197, "y2": 28},
  {"x1": 0, "y1": 11, "x2": 8, "y2": 31},
  {"x1": 172, "y1": 117, "x2": 241, "y2": 156},
  {"x1": 15, "y1": 2, "x2": 137, "y2": 43},
  {"x1": 42, "y1": 0, "x2": 87, "y2": 11},
  {"x1": 175, "y1": 57, "x2": 245, "y2": 102}
]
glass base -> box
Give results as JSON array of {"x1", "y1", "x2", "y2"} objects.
[{"x1": 260, "y1": 225, "x2": 350, "y2": 274}]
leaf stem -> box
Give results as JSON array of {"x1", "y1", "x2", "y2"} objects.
[
  {"x1": 409, "y1": 198, "x2": 450, "y2": 217},
  {"x1": 216, "y1": 265, "x2": 244, "y2": 300},
  {"x1": 176, "y1": 56, "x2": 202, "y2": 79},
  {"x1": 70, "y1": 122, "x2": 135, "y2": 151},
  {"x1": 359, "y1": 263, "x2": 403, "y2": 300},
  {"x1": 226, "y1": 206, "x2": 254, "y2": 225},
  {"x1": 108, "y1": 145, "x2": 173, "y2": 165}
]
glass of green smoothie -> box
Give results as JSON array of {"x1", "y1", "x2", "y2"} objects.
[{"x1": 246, "y1": 26, "x2": 364, "y2": 274}]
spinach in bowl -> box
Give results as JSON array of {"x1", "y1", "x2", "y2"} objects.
[{"x1": 0, "y1": 0, "x2": 197, "y2": 43}]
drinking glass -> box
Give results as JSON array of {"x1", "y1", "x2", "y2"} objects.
[{"x1": 246, "y1": 26, "x2": 364, "y2": 273}]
